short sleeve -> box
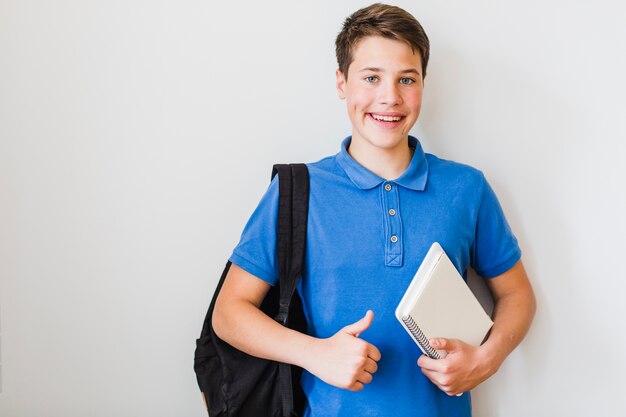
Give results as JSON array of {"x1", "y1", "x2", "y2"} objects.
[
  {"x1": 471, "y1": 175, "x2": 522, "y2": 278},
  {"x1": 228, "y1": 176, "x2": 280, "y2": 286}
]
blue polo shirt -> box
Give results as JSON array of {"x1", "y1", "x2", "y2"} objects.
[{"x1": 229, "y1": 135, "x2": 521, "y2": 417}]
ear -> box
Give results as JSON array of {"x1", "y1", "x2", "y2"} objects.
[{"x1": 336, "y1": 69, "x2": 347, "y2": 100}]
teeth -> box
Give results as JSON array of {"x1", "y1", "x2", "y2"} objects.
[{"x1": 371, "y1": 114, "x2": 401, "y2": 122}]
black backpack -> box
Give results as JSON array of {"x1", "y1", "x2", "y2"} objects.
[{"x1": 194, "y1": 164, "x2": 309, "y2": 417}]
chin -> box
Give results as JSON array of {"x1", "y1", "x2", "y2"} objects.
[{"x1": 370, "y1": 134, "x2": 408, "y2": 149}]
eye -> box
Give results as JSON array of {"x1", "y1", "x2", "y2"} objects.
[
  {"x1": 364, "y1": 75, "x2": 378, "y2": 83},
  {"x1": 399, "y1": 77, "x2": 415, "y2": 85}
]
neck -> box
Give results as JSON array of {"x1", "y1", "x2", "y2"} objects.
[{"x1": 347, "y1": 137, "x2": 413, "y2": 181}]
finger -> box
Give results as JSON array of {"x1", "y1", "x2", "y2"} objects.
[
  {"x1": 417, "y1": 355, "x2": 449, "y2": 373},
  {"x1": 343, "y1": 310, "x2": 374, "y2": 337},
  {"x1": 417, "y1": 355, "x2": 456, "y2": 374},
  {"x1": 429, "y1": 338, "x2": 459, "y2": 353},
  {"x1": 420, "y1": 368, "x2": 444, "y2": 390},
  {"x1": 421, "y1": 368, "x2": 464, "y2": 396},
  {"x1": 364, "y1": 357, "x2": 378, "y2": 374},
  {"x1": 357, "y1": 370, "x2": 373, "y2": 385},
  {"x1": 349, "y1": 381, "x2": 365, "y2": 392},
  {"x1": 367, "y1": 343, "x2": 382, "y2": 361},
  {"x1": 420, "y1": 368, "x2": 453, "y2": 392}
]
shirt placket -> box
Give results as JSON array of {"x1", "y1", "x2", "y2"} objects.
[{"x1": 382, "y1": 182, "x2": 403, "y2": 267}]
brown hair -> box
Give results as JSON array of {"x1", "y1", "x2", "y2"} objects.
[{"x1": 335, "y1": 3, "x2": 430, "y2": 79}]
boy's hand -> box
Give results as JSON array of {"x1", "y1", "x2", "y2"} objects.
[
  {"x1": 306, "y1": 310, "x2": 381, "y2": 392},
  {"x1": 417, "y1": 338, "x2": 501, "y2": 396}
]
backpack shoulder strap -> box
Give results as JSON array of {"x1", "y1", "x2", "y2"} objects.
[
  {"x1": 271, "y1": 163, "x2": 309, "y2": 325},
  {"x1": 272, "y1": 163, "x2": 309, "y2": 417}
]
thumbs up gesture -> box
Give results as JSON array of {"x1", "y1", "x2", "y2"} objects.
[{"x1": 305, "y1": 310, "x2": 382, "y2": 391}]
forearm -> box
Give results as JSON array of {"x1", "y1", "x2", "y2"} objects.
[
  {"x1": 213, "y1": 260, "x2": 380, "y2": 392},
  {"x1": 481, "y1": 284, "x2": 536, "y2": 371},
  {"x1": 213, "y1": 294, "x2": 382, "y2": 392},
  {"x1": 212, "y1": 297, "x2": 317, "y2": 370}
]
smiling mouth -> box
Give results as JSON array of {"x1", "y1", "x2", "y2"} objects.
[{"x1": 368, "y1": 113, "x2": 404, "y2": 125}]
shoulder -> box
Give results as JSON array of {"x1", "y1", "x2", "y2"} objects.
[
  {"x1": 305, "y1": 154, "x2": 352, "y2": 188},
  {"x1": 425, "y1": 153, "x2": 488, "y2": 192},
  {"x1": 306, "y1": 154, "x2": 341, "y2": 176},
  {"x1": 267, "y1": 154, "x2": 344, "y2": 197},
  {"x1": 267, "y1": 155, "x2": 353, "y2": 199}
]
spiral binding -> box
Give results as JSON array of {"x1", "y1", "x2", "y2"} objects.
[{"x1": 401, "y1": 315, "x2": 440, "y2": 359}]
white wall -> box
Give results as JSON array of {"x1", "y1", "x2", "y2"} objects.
[{"x1": 1, "y1": 0, "x2": 625, "y2": 416}]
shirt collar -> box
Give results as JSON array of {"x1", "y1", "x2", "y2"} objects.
[{"x1": 336, "y1": 135, "x2": 429, "y2": 191}]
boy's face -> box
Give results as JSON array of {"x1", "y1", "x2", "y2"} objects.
[{"x1": 336, "y1": 36, "x2": 423, "y2": 153}]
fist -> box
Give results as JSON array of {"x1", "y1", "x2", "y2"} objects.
[{"x1": 307, "y1": 310, "x2": 382, "y2": 391}]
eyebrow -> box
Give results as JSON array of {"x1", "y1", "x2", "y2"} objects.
[{"x1": 358, "y1": 67, "x2": 421, "y2": 75}]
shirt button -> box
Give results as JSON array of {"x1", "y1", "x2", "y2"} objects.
[
  {"x1": 384, "y1": 184, "x2": 392, "y2": 191},
  {"x1": 390, "y1": 235, "x2": 398, "y2": 243},
  {"x1": 389, "y1": 209, "x2": 396, "y2": 216}
]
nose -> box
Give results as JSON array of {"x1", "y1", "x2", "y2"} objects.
[{"x1": 378, "y1": 80, "x2": 403, "y2": 106}]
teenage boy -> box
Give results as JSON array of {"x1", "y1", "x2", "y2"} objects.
[{"x1": 212, "y1": 3, "x2": 536, "y2": 416}]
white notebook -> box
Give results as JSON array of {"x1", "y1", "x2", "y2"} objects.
[{"x1": 395, "y1": 242, "x2": 494, "y2": 359}]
